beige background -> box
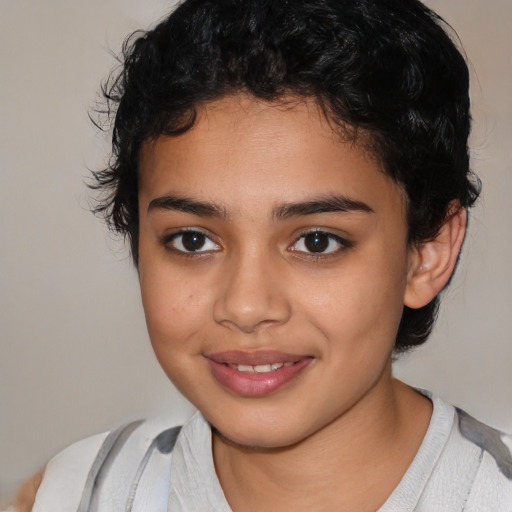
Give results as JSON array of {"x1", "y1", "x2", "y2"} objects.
[{"x1": 1, "y1": 0, "x2": 511, "y2": 503}]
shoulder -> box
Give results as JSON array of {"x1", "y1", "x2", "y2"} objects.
[
  {"x1": 408, "y1": 391, "x2": 512, "y2": 511},
  {"x1": 456, "y1": 407, "x2": 512, "y2": 479},
  {"x1": 455, "y1": 408, "x2": 512, "y2": 510},
  {"x1": 33, "y1": 418, "x2": 183, "y2": 512},
  {"x1": 32, "y1": 430, "x2": 110, "y2": 512}
]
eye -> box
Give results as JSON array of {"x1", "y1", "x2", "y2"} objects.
[
  {"x1": 165, "y1": 230, "x2": 220, "y2": 254},
  {"x1": 289, "y1": 230, "x2": 350, "y2": 256}
]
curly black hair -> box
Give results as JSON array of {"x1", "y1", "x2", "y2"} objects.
[{"x1": 92, "y1": 0, "x2": 480, "y2": 351}]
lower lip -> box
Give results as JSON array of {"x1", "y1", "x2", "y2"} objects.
[{"x1": 207, "y1": 358, "x2": 313, "y2": 397}]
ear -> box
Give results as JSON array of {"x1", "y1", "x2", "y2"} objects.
[{"x1": 404, "y1": 202, "x2": 467, "y2": 309}]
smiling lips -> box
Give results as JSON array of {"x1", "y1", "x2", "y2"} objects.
[{"x1": 207, "y1": 350, "x2": 313, "y2": 396}]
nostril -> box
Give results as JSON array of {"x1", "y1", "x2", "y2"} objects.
[
  {"x1": 212, "y1": 259, "x2": 292, "y2": 332},
  {"x1": 218, "y1": 318, "x2": 280, "y2": 334}
]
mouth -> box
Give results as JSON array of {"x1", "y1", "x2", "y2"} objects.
[
  {"x1": 206, "y1": 350, "x2": 313, "y2": 396},
  {"x1": 225, "y1": 361, "x2": 295, "y2": 373}
]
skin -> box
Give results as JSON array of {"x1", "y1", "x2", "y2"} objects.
[
  {"x1": 17, "y1": 94, "x2": 466, "y2": 511},
  {"x1": 137, "y1": 95, "x2": 465, "y2": 511},
  {"x1": 11, "y1": 468, "x2": 44, "y2": 512}
]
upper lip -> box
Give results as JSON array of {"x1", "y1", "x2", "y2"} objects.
[{"x1": 205, "y1": 350, "x2": 311, "y2": 366}]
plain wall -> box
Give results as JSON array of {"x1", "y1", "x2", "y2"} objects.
[{"x1": 1, "y1": 0, "x2": 511, "y2": 503}]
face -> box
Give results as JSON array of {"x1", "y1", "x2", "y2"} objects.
[{"x1": 138, "y1": 96, "x2": 413, "y2": 448}]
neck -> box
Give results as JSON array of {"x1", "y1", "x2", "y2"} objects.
[{"x1": 212, "y1": 370, "x2": 432, "y2": 512}]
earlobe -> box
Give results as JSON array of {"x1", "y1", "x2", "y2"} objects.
[{"x1": 404, "y1": 203, "x2": 467, "y2": 309}]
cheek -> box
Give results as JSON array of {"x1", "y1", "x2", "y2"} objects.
[
  {"x1": 139, "y1": 260, "x2": 211, "y2": 356},
  {"x1": 140, "y1": 272, "x2": 213, "y2": 394},
  {"x1": 299, "y1": 253, "x2": 407, "y2": 349}
]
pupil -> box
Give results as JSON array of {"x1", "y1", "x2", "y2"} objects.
[
  {"x1": 182, "y1": 232, "x2": 205, "y2": 251},
  {"x1": 305, "y1": 232, "x2": 329, "y2": 252}
]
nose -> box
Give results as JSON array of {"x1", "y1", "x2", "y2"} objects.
[{"x1": 212, "y1": 249, "x2": 292, "y2": 334}]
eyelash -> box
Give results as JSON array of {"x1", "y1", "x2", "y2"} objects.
[
  {"x1": 289, "y1": 230, "x2": 352, "y2": 259},
  {"x1": 160, "y1": 228, "x2": 352, "y2": 259},
  {"x1": 161, "y1": 229, "x2": 220, "y2": 256}
]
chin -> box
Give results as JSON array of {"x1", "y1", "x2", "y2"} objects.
[
  {"x1": 208, "y1": 407, "x2": 314, "y2": 450},
  {"x1": 215, "y1": 426, "x2": 306, "y2": 451}
]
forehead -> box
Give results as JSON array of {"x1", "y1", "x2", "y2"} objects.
[{"x1": 138, "y1": 95, "x2": 404, "y2": 216}]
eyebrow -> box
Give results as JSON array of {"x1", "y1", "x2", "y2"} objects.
[
  {"x1": 147, "y1": 193, "x2": 373, "y2": 220},
  {"x1": 272, "y1": 195, "x2": 374, "y2": 221},
  {"x1": 148, "y1": 194, "x2": 228, "y2": 218}
]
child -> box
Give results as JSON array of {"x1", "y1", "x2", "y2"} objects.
[{"x1": 19, "y1": 0, "x2": 512, "y2": 510}]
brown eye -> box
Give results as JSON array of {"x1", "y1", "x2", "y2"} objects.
[
  {"x1": 303, "y1": 232, "x2": 330, "y2": 253},
  {"x1": 181, "y1": 231, "x2": 206, "y2": 251},
  {"x1": 290, "y1": 230, "x2": 350, "y2": 256},
  {"x1": 167, "y1": 230, "x2": 220, "y2": 253}
]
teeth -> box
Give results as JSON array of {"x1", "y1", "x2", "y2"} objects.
[
  {"x1": 232, "y1": 362, "x2": 290, "y2": 373},
  {"x1": 254, "y1": 364, "x2": 272, "y2": 373},
  {"x1": 237, "y1": 364, "x2": 255, "y2": 373}
]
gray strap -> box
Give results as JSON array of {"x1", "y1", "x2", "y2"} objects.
[
  {"x1": 77, "y1": 420, "x2": 143, "y2": 512},
  {"x1": 125, "y1": 426, "x2": 182, "y2": 512},
  {"x1": 457, "y1": 407, "x2": 512, "y2": 479}
]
